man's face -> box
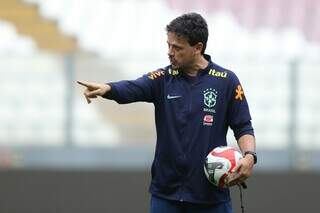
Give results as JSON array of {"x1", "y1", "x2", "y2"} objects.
[{"x1": 167, "y1": 32, "x2": 199, "y2": 70}]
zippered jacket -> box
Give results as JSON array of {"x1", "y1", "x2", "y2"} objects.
[{"x1": 103, "y1": 54, "x2": 254, "y2": 204}]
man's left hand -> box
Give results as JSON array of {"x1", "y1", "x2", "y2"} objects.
[{"x1": 225, "y1": 154, "x2": 255, "y2": 187}]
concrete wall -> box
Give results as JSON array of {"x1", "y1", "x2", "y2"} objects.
[{"x1": 0, "y1": 170, "x2": 318, "y2": 213}]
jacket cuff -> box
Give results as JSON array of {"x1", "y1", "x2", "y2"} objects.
[
  {"x1": 102, "y1": 83, "x2": 118, "y2": 99},
  {"x1": 233, "y1": 121, "x2": 255, "y2": 140},
  {"x1": 235, "y1": 130, "x2": 255, "y2": 141}
]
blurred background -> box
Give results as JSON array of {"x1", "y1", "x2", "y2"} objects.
[{"x1": 0, "y1": 0, "x2": 319, "y2": 212}]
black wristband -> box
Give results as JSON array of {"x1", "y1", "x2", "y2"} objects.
[{"x1": 244, "y1": 151, "x2": 257, "y2": 164}]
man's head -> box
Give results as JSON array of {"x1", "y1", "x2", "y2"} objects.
[{"x1": 166, "y1": 13, "x2": 209, "y2": 69}]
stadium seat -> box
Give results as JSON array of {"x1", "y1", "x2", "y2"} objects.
[{"x1": 0, "y1": 21, "x2": 36, "y2": 54}]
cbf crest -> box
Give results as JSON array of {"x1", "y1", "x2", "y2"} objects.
[{"x1": 203, "y1": 88, "x2": 218, "y2": 108}]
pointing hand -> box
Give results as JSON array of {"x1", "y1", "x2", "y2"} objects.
[{"x1": 77, "y1": 81, "x2": 111, "y2": 104}]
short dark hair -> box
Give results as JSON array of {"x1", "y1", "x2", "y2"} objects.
[{"x1": 166, "y1": 13, "x2": 209, "y2": 54}]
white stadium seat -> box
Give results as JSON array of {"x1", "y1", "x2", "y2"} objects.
[{"x1": 0, "y1": 21, "x2": 36, "y2": 55}]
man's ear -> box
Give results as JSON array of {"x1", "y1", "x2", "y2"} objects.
[{"x1": 194, "y1": 42, "x2": 204, "y2": 55}]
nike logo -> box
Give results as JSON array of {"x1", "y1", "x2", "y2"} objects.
[{"x1": 167, "y1": 95, "x2": 182, "y2": 99}]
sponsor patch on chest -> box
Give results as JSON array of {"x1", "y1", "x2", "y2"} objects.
[{"x1": 203, "y1": 114, "x2": 214, "y2": 126}]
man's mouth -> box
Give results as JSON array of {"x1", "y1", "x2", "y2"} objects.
[{"x1": 169, "y1": 58, "x2": 176, "y2": 65}]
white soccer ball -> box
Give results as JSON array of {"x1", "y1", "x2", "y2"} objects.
[{"x1": 204, "y1": 146, "x2": 243, "y2": 187}]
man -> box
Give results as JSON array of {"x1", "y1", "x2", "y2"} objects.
[{"x1": 78, "y1": 13, "x2": 256, "y2": 213}]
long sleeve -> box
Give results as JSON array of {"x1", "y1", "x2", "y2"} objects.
[
  {"x1": 102, "y1": 70, "x2": 164, "y2": 104},
  {"x1": 227, "y1": 72, "x2": 254, "y2": 140}
]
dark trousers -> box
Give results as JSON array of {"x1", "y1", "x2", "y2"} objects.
[{"x1": 150, "y1": 195, "x2": 233, "y2": 213}]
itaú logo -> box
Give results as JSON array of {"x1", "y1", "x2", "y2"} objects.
[{"x1": 208, "y1": 69, "x2": 227, "y2": 78}]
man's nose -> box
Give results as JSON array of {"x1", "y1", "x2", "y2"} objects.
[{"x1": 168, "y1": 46, "x2": 174, "y2": 57}]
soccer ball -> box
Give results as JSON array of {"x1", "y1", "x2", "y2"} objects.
[{"x1": 204, "y1": 146, "x2": 243, "y2": 188}]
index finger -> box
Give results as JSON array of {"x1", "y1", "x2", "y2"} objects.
[{"x1": 77, "y1": 81, "x2": 92, "y2": 88}]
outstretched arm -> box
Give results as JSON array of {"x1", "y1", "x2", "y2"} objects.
[{"x1": 77, "y1": 71, "x2": 163, "y2": 104}]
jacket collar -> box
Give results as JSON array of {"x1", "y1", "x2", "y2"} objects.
[{"x1": 168, "y1": 54, "x2": 213, "y2": 78}]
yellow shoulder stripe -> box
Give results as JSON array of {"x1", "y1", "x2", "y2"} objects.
[{"x1": 148, "y1": 70, "x2": 165, "y2": 80}]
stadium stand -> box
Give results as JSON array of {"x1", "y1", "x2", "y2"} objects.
[
  {"x1": 0, "y1": 54, "x2": 120, "y2": 146},
  {"x1": 0, "y1": 0, "x2": 319, "y2": 168},
  {"x1": 0, "y1": 20, "x2": 35, "y2": 55},
  {"x1": 0, "y1": 0, "x2": 77, "y2": 52}
]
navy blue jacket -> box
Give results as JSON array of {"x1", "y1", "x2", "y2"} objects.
[{"x1": 104, "y1": 54, "x2": 254, "y2": 204}]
